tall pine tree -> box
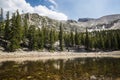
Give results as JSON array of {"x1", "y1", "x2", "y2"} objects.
[
  {"x1": 28, "y1": 25, "x2": 38, "y2": 50},
  {"x1": 38, "y1": 28, "x2": 44, "y2": 49},
  {"x1": 59, "y1": 23, "x2": 64, "y2": 51},
  {"x1": 4, "y1": 11, "x2": 10, "y2": 40},
  {"x1": 85, "y1": 28, "x2": 89, "y2": 50},
  {"x1": 8, "y1": 11, "x2": 22, "y2": 51}
]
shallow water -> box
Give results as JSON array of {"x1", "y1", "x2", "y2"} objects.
[{"x1": 0, "y1": 58, "x2": 120, "y2": 80}]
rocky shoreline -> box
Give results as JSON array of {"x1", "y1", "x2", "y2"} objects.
[{"x1": 0, "y1": 51, "x2": 120, "y2": 62}]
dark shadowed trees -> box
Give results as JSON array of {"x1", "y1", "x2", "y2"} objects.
[{"x1": 59, "y1": 23, "x2": 64, "y2": 51}]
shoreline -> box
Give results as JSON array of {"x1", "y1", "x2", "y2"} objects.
[{"x1": 0, "y1": 51, "x2": 120, "y2": 62}]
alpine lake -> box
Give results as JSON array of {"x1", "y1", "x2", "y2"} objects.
[{"x1": 0, "y1": 57, "x2": 120, "y2": 80}]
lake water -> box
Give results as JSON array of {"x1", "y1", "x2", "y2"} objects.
[{"x1": 0, "y1": 58, "x2": 120, "y2": 80}]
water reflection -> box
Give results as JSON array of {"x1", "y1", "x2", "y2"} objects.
[{"x1": 0, "y1": 58, "x2": 120, "y2": 80}]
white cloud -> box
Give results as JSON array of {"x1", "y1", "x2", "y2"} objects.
[
  {"x1": 0, "y1": 0, "x2": 67, "y2": 20},
  {"x1": 34, "y1": 5, "x2": 67, "y2": 20},
  {"x1": 49, "y1": 5, "x2": 55, "y2": 10},
  {"x1": 48, "y1": 0, "x2": 57, "y2": 7}
]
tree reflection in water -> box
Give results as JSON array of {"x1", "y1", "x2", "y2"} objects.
[{"x1": 0, "y1": 58, "x2": 120, "y2": 80}]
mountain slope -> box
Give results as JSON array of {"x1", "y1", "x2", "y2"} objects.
[
  {"x1": 21, "y1": 13, "x2": 120, "y2": 32},
  {"x1": 78, "y1": 14, "x2": 120, "y2": 31}
]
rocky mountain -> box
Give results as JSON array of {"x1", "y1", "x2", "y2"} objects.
[
  {"x1": 21, "y1": 13, "x2": 84, "y2": 32},
  {"x1": 78, "y1": 18, "x2": 95, "y2": 22},
  {"x1": 77, "y1": 14, "x2": 120, "y2": 31},
  {"x1": 21, "y1": 13, "x2": 120, "y2": 32}
]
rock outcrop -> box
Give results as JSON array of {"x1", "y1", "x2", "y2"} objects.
[{"x1": 21, "y1": 13, "x2": 120, "y2": 32}]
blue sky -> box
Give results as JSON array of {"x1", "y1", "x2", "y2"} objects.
[
  {"x1": 0, "y1": 0, "x2": 120, "y2": 20},
  {"x1": 26, "y1": 0, "x2": 120, "y2": 20},
  {"x1": 26, "y1": 0, "x2": 52, "y2": 8}
]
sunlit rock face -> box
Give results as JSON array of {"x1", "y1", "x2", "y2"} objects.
[
  {"x1": 78, "y1": 14, "x2": 120, "y2": 31},
  {"x1": 21, "y1": 13, "x2": 120, "y2": 32}
]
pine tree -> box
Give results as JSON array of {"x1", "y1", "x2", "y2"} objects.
[
  {"x1": 75, "y1": 29, "x2": 80, "y2": 46},
  {"x1": 0, "y1": 8, "x2": 3, "y2": 21},
  {"x1": 0, "y1": 8, "x2": 4, "y2": 37},
  {"x1": 8, "y1": 11, "x2": 22, "y2": 51},
  {"x1": 0, "y1": 21, "x2": 4, "y2": 37},
  {"x1": 59, "y1": 23, "x2": 63, "y2": 51},
  {"x1": 88, "y1": 32, "x2": 93, "y2": 49},
  {"x1": 85, "y1": 28, "x2": 89, "y2": 50},
  {"x1": 80, "y1": 33, "x2": 85, "y2": 46},
  {"x1": 112, "y1": 31, "x2": 118, "y2": 50},
  {"x1": 64, "y1": 33, "x2": 69, "y2": 48},
  {"x1": 43, "y1": 27, "x2": 48, "y2": 48},
  {"x1": 100, "y1": 31, "x2": 105, "y2": 50},
  {"x1": 50, "y1": 29, "x2": 55, "y2": 50},
  {"x1": 54, "y1": 30, "x2": 59, "y2": 41},
  {"x1": 23, "y1": 14, "x2": 28, "y2": 38},
  {"x1": 22, "y1": 14, "x2": 29, "y2": 47},
  {"x1": 107, "y1": 31, "x2": 112, "y2": 50},
  {"x1": 28, "y1": 25, "x2": 38, "y2": 50},
  {"x1": 70, "y1": 30, "x2": 75, "y2": 47},
  {"x1": 38, "y1": 28, "x2": 44, "y2": 49},
  {"x1": 116, "y1": 30, "x2": 120, "y2": 49},
  {"x1": 4, "y1": 11, "x2": 10, "y2": 40}
]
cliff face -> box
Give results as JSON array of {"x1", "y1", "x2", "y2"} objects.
[
  {"x1": 21, "y1": 13, "x2": 84, "y2": 32},
  {"x1": 21, "y1": 13, "x2": 120, "y2": 32},
  {"x1": 78, "y1": 14, "x2": 120, "y2": 31}
]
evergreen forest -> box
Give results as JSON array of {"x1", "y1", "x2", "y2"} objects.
[{"x1": 0, "y1": 11, "x2": 120, "y2": 52}]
